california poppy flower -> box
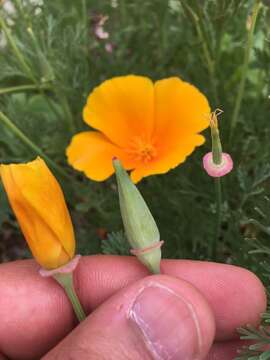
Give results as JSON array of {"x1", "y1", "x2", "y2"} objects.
[
  {"x1": 67, "y1": 75, "x2": 210, "y2": 183},
  {"x1": 0, "y1": 157, "x2": 75, "y2": 269}
]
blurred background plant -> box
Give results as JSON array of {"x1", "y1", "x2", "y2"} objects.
[{"x1": 2, "y1": 0, "x2": 270, "y2": 356}]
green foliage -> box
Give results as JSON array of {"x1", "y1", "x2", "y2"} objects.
[
  {"x1": 101, "y1": 231, "x2": 130, "y2": 256},
  {"x1": 236, "y1": 325, "x2": 270, "y2": 359},
  {"x1": 0, "y1": 0, "x2": 270, "y2": 260},
  {"x1": 236, "y1": 194, "x2": 270, "y2": 359}
]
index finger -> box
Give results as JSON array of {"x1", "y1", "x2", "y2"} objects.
[{"x1": 0, "y1": 256, "x2": 266, "y2": 359}]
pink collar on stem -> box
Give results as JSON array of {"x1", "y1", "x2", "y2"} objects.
[{"x1": 203, "y1": 152, "x2": 233, "y2": 177}]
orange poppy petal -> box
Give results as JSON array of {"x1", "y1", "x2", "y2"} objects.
[
  {"x1": 8, "y1": 199, "x2": 71, "y2": 269},
  {"x1": 83, "y1": 75, "x2": 154, "y2": 147},
  {"x1": 66, "y1": 131, "x2": 134, "y2": 181},
  {"x1": 130, "y1": 134, "x2": 205, "y2": 183},
  {"x1": 153, "y1": 77, "x2": 210, "y2": 148}
]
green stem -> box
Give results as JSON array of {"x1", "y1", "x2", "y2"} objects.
[
  {"x1": 27, "y1": 27, "x2": 55, "y2": 83},
  {"x1": 0, "y1": 18, "x2": 70, "y2": 131},
  {"x1": 0, "y1": 84, "x2": 49, "y2": 95},
  {"x1": 14, "y1": 0, "x2": 24, "y2": 14},
  {"x1": 25, "y1": 28, "x2": 66, "y2": 123},
  {"x1": 59, "y1": 95, "x2": 76, "y2": 133},
  {"x1": 1, "y1": 10, "x2": 75, "y2": 134},
  {"x1": 0, "y1": 84, "x2": 69, "y2": 136},
  {"x1": 0, "y1": 10, "x2": 62, "y2": 125},
  {"x1": 211, "y1": 128, "x2": 223, "y2": 164},
  {"x1": 0, "y1": 15, "x2": 36, "y2": 84},
  {"x1": 0, "y1": 111, "x2": 70, "y2": 180},
  {"x1": 229, "y1": 0, "x2": 261, "y2": 140},
  {"x1": 211, "y1": 178, "x2": 222, "y2": 260},
  {"x1": 181, "y1": 3, "x2": 218, "y2": 103},
  {"x1": 82, "y1": 0, "x2": 87, "y2": 31},
  {"x1": 120, "y1": 0, "x2": 127, "y2": 26},
  {"x1": 53, "y1": 272, "x2": 86, "y2": 322}
]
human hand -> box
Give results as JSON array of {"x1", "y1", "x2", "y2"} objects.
[{"x1": 0, "y1": 256, "x2": 266, "y2": 360}]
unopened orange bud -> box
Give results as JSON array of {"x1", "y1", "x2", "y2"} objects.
[{"x1": 0, "y1": 157, "x2": 75, "y2": 269}]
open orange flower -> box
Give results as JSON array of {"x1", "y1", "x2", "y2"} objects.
[{"x1": 67, "y1": 75, "x2": 210, "y2": 183}]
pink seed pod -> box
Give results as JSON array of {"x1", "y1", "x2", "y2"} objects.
[{"x1": 203, "y1": 152, "x2": 233, "y2": 178}]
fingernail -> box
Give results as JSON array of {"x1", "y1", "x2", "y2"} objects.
[{"x1": 128, "y1": 285, "x2": 202, "y2": 360}]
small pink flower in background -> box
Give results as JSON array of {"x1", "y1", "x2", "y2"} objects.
[
  {"x1": 105, "y1": 42, "x2": 114, "y2": 53},
  {"x1": 2, "y1": 0, "x2": 16, "y2": 16},
  {"x1": 94, "y1": 15, "x2": 109, "y2": 40},
  {"x1": 91, "y1": 14, "x2": 114, "y2": 53}
]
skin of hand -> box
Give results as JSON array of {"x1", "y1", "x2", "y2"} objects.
[{"x1": 0, "y1": 256, "x2": 266, "y2": 360}]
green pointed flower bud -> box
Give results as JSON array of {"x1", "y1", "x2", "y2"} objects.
[
  {"x1": 113, "y1": 158, "x2": 162, "y2": 274},
  {"x1": 210, "y1": 109, "x2": 223, "y2": 165}
]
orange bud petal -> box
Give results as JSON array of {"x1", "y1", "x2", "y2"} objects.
[{"x1": 0, "y1": 157, "x2": 75, "y2": 269}]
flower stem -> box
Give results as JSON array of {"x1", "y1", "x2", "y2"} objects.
[
  {"x1": 229, "y1": 0, "x2": 261, "y2": 140},
  {"x1": 181, "y1": 3, "x2": 218, "y2": 103},
  {"x1": 0, "y1": 111, "x2": 70, "y2": 180},
  {"x1": 0, "y1": 84, "x2": 49, "y2": 95},
  {"x1": 211, "y1": 178, "x2": 222, "y2": 260},
  {"x1": 53, "y1": 272, "x2": 86, "y2": 322},
  {"x1": 25, "y1": 26, "x2": 76, "y2": 133},
  {"x1": 0, "y1": 15, "x2": 37, "y2": 84},
  {"x1": 0, "y1": 14, "x2": 72, "y2": 132},
  {"x1": 57, "y1": 94, "x2": 76, "y2": 134},
  {"x1": 82, "y1": 0, "x2": 87, "y2": 30}
]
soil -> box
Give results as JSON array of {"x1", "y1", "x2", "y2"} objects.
[{"x1": 0, "y1": 223, "x2": 27, "y2": 263}]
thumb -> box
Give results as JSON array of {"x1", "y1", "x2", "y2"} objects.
[{"x1": 43, "y1": 275, "x2": 215, "y2": 360}]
